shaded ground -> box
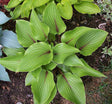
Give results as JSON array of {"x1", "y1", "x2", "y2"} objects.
[{"x1": 0, "y1": 5, "x2": 112, "y2": 104}]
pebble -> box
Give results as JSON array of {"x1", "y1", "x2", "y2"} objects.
[{"x1": 16, "y1": 102, "x2": 22, "y2": 104}]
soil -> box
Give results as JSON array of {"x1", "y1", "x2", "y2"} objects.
[{"x1": 0, "y1": 3, "x2": 112, "y2": 104}]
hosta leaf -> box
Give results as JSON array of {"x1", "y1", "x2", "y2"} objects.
[
  {"x1": 64, "y1": 55, "x2": 84, "y2": 66},
  {"x1": 61, "y1": 26, "x2": 91, "y2": 46},
  {"x1": 74, "y1": 1, "x2": 101, "y2": 14},
  {"x1": 25, "y1": 67, "x2": 42, "y2": 86},
  {"x1": 0, "y1": 30, "x2": 22, "y2": 48},
  {"x1": 11, "y1": 5, "x2": 21, "y2": 19},
  {"x1": 57, "y1": 0, "x2": 73, "y2": 19},
  {"x1": 57, "y1": 64, "x2": 71, "y2": 73},
  {"x1": 3, "y1": 48, "x2": 25, "y2": 56},
  {"x1": 45, "y1": 62, "x2": 57, "y2": 71},
  {"x1": 19, "y1": 42, "x2": 53, "y2": 72},
  {"x1": 7, "y1": 0, "x2": 23, "y2": 8},
  {"x1": 31, "y1": 67, "x2": 42, "y2": 80},
  {"x1": 31, "y1": 70, "x2": 55, "y2": 104},
  {"x1": 0, "y1": 54, "x2": 24, "y2": 72},
  {"x1": 33, "y1": 0, "x2": 49, "y2": 8},
  {"x1": 78, "y1": 0, "x2": 93, "y2": 2},
  {"x1": 53, "y1": 43, "x2": 80, "y2": 64},
  {"x1": 16, "y1": 20, "x2": 34, "y2": 47},
  {"x1": 44, "y1": 86, "x2": 57, "y2": 104},
  {"x1": 0, "y1": 11, "x2": 10, "y2": 25},
  {"x1": 35, "y1": 5, "x2": 46, "y2": 14},
  {"x1": 76, "y1": 27, "x2": 108, "y2": 56},
  {"x1": 71, "y1": 59, "x2": 106, "y2": 77},
  {"x1": 30, "y1": 9, "x2": 49, "y2": 41},
  {"x1": 57, "y1": 72, "x2": 86, "y2": 104},
  {"x1": 25, "y1": 72, "x2": 35, "y2": 86},
  {"x1": 0, "y1": 64, "x2": 10, "y2": 82},
  {"x1": 43, "y1": 2, "x2": 66, "y2": 35},
  {"x1": 69, "y1": 0, "x2": 78, "y2": 4},
  {"x1": 21, "y1": 0, "x2": 33, "y2": 18}
]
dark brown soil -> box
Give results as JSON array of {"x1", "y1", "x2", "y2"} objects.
[
  {"x1": 0, "y1": 5, "x2": 112, "y2": 104},
  {"x1": 0, "y1": 71, "x2": 33, "y2": 104}
]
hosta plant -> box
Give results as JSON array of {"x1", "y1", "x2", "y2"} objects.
[
  {"x1": 0, "y1": 11, "x2": 22, "y2": 81},
  {"x1": 6, "y1": 0, "x2": 100, "y2": 19},
  {"x1": 0, "y1": 2, "x2": 108, "y2": 104}
]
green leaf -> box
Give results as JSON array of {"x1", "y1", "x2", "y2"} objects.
[
  {"x1": 11, "y1": 5, "x2": 21, "y2": 19},
  {"x1": 16, "y1": 20, "x2": 34, "y2": 47},
  {"x1": 69, "y1": 0, "x2": 78, "y2": 4},
  {"x1": 19, "y1": 42, "x2": 53, "y2": 72},
  {"x1": 31, "y1": 67, "x2": 42, "y2": 80},
  {"x1": 53, "y1": 43, "x2": 80, "y2": 64},
  {"x1": 21, "y1": 0, "x2": 33, "y2": 18},
  {"x1": 64, "y1": 55, "x2": 84, "y2": 66},
  {"x1": 74, "y1": 1, "x2": 101, "y2": 14},
  {"x1": 30, "y1": 9, "x2": 49, "y2": 41},
  {"x1": 75, "y1": 27, "x2": 108, "y2": 56},
  {"x1": 78, "y1": 0, "x2": 93, "y2": 2},
  {"x1": 7, "y1": 0, "x2": 23, "y2": 8},
  {"x1": 25, "y1": 72, "x2": 35, "y2": 86},
  {"x1": 71, "y1": 59, "x2": 106, "y2": 77},
  {"x1": 57, "y1": 64, "x2": 71, "y2": 73},
  {"x1": 57, "y1": 0, "x2": 73, "y2": 19},
  {"x1": 44, "y1": 86, "x2": 57, "y2": 104},
  {"x1": 61, "y1": 26, "x2": 91, "y2": 46},
  {"x1": 35, "y1": 5, "x2": 46, "y2": 14},
  {"x1": 33, "y1": 0, "x2": 50, "y2": 8},
  {"x1": 0, "y1": 54, "x2": 24, "y2": 72},
  {"x1": 3, "y1": 47, "x2": 25, "y2": 56},
  {"x1": 45, "y1": 62, "x2": 57, "y2": 71},
  {"x1": 31, "y1": 70, "x2": 55, "y2": 104},
  {"x1": 25, "y1": 67, "x2": 42, "y2": 86},
  {"x1": 43, "y1": 2, "x2": 66, "y2": 35},
  {"x1": 57, "y1": 72, "x2": 86, "y2": 104}
]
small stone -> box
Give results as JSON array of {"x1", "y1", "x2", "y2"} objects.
[
  {"x1": 16, "y1": 102, "x2": 22, "y2": 104},
  {"x1": 27, "y1": 94, "x2": 32, "y2": 98}
]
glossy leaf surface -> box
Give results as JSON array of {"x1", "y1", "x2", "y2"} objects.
[
  {"x1": 30, "y1": 9, "x2": 49, "y2": 41},
  {"x1": 7, "y1": 0, "x2": 23, "y2": 8},
  {"x1": 61, "y1": 26, "x2": 91, "y2": 46},
  {"x1": 25, "y1": 67, "x2": 42, "y2": 86},
  {"x1": 69, "y1": 0, "x2": 77, "y2": 4},
  {"x1": 0, "y1": 54, "x2": 24, "y2": 72},
  {"x1": 11, "y1": 5, "x2": 21, "y2": 19},
  {"x1": 53, "y1": 43, "x2": 80, "y2": 64},
  {"x1": 64, "y1": 55, "x2": 84, "y2": 66},
  {"x1": 33, "y1": 0, "x2": 49, "y2": 8},
  {"x1": 57, "y1": 72, "x2": 86, "y2": 104},
  {"x1": 16, "y1": 20, "x2": 34, "y2": 47},
  {"x1": 43, "y1": 2, "x2": 66, "y2": 35},
  {"x1": 3, "y1": 48, "x2": 25, "y2": 56},
  {"x1": 19, "y1": 42, "x2": 53, "y2": 72},
  {"x1": 76, "y1": 27, "x2": 108, "y2": 56},
  {"x1": 21, "y1": 0, "x2": 33, "y2": 18},
  {"x1": 31, "y1": 70, "x2": 55, "y2": 104},
  {"x1": 71, "y1": 59, "x2": 106, "y2": 77},
  {"x1": 57, "y1": 0, "x2": 73, "y2": 19},
  {"x1": 74, "y1": 2, "x2": 100, "y2": 14}
]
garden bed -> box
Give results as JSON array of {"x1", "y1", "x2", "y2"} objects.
[{"x1": 0, "y1": 1, "x2": 112, "y2": 104}]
